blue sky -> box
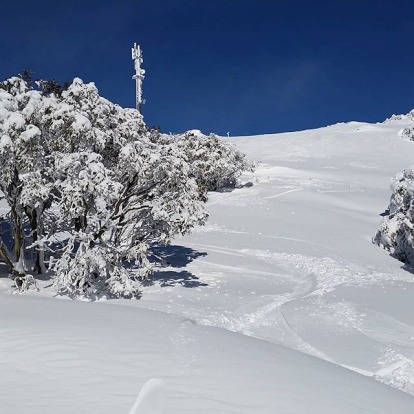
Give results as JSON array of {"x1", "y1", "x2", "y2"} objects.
[{"x1": 1, "y1": 0, "x2": 414, "y2": 136}]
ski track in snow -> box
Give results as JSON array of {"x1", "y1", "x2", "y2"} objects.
[
  {"x1": 150, "y1": 150, "x2": 414, "y2": 396},
  {"x1": 263, "y1": 188, "x2": 302, "y2": 199},
  {"x1": 149, "y1": 235, "x2": 414, "y2": 396}
]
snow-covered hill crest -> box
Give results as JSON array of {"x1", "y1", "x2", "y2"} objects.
[{"x1": 3, "y1": 117, "x2": 414, "y2": 412}]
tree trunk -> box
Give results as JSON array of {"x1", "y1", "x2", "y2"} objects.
[
  {"x1": 10, "y1": 205, "x2": 23, "y2": 264},
  {"x1": 24, "y1": 206, "x2": 47, "y2": 274}
]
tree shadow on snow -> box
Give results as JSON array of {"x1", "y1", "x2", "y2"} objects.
[
  {"x1": 147, "y1": 244, "x2": 208, "y2": 288},
  {"x1": 144, "y1": 269, "x2": 208, "y2": 288},
  {"x1": 149, "y1": 244, "x2": 207, "y2": 268},
  {"x1": 401, "y1": 262, "x2": 414, "y2": 275},
  {"x1": 215, "y1": 181, "x2": 254, "y2": 194}
]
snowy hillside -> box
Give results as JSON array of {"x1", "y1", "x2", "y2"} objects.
[{"x1": 3, "y1": 119, "x2": 414, "y2": 412}]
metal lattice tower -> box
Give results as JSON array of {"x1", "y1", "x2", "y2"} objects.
[{"x1": 132, "y1": 43, "x2": 145, "y2": 113}]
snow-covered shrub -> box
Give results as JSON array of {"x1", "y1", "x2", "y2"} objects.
[
  {"x1": 401, "y1": 125, "x2": 414, "y2": 141},
  {"x1": 384, "y1": 109, "x2": 414, "y2": 123},
  {"x1": 374, "y1": 166, "x2": 414, "y2": 264},
  {"x1": 385, "y1": 108, "x2": 414, "y2": 141},
  {"x1": 0, "y1": 74, "x2": 212, "y2": 297},
  {"x1": 153, "y1": 129, "x2": 254, "y2": 200}
]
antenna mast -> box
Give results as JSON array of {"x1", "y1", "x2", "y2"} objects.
[{"x1": 132, "y1": 43, "x2": 145, "y2": 113}]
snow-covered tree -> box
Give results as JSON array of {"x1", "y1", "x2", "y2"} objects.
[
  {"x1": 374, "y1": 166, "x2": 414, "y2": 264},
  {"x1": 152, "y1": 129, "x2": 254, "y2": 200},
  {"x1": 0, "y1": 75, "x2": 225, "y2": 297},
  {"x1": 50, "y1": 141, "x2": 207, "y2": 297},
  {"x1": 0, "y1": 77, "x2": 55, "y2": 277}
]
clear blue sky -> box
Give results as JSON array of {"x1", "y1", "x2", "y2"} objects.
[{"x1": 1, "y1": 0, "x2": 414, "y2": 136}]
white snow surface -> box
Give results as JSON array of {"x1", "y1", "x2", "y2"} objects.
[{"x1": 3, "y1": 120, "x2": 414, "y2": 412}]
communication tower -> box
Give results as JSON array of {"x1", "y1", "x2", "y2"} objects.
[{"x1": 132, "y1": 43, "x2": 145, "y2": 113}]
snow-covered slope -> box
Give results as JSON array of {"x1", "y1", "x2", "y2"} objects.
[
  {"x1": 1, "y1": 294, "x2": 414, "y2": 414},
  {"x1": 2, "y1": 119, "x2": 414, "y2": 412}
]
